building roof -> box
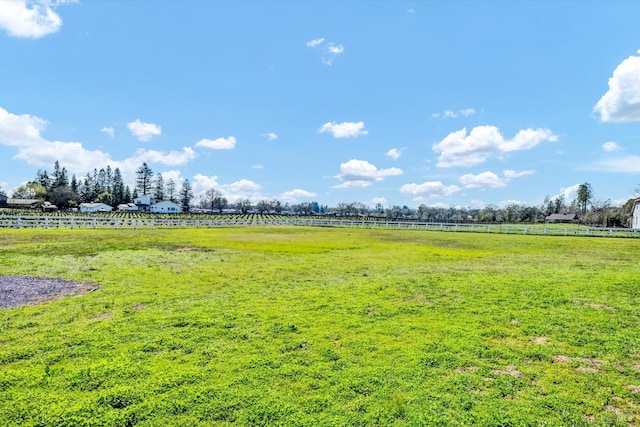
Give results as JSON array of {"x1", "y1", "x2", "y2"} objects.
[
  {"x1": 152, "y1": 200, "x2": 180, "y2": 206},
  {"x1": 6, "y1": 198, "x2": 39, "y2": 206},
  {"x1": 80, "y1": 203, "x2": 112, "y2": 208}
]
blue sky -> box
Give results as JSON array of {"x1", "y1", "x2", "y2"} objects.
[{"x1": 1, "y1": 1, "x2": 640, "y2": 209}]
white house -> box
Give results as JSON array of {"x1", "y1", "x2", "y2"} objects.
[
  {"x1": 134, "y1": 194, "x2": 156, "y2": 212},
  {"x1": 79, "y1": 203, "x2": 113, "y2": 213},
  {"x1": 149, "y1": 200, "x2": 181, "y2": 214},
  {"x1": 117, "y1": 203, "x2": 139, "y2": 212},
  {"x1": 632, "y1": 199, "x2": 640, "y2": 229}
]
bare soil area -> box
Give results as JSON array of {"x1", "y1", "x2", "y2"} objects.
[{"x1": 0, "y1": 275, "x2": 98, "y2": 309}]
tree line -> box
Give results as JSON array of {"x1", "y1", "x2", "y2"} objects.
[
  {"x1": 4, "y1": 161, "x2": 194, "y2": 210},
  {"x1": 0, "y1": 162, "x2": 637, "y2": 226}
]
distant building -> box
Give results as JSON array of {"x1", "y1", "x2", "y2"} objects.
[
  {"x1": 632, "y1": 200, "x2": 640, "y2": 229},
  {"x1": 42, "y1": 202, "x2": 58, "y2": 212},
  {"x1": 117, "y1": 203, "x2": 139, "y2": 212},
  {"x1": 149, "y1": 200, "x2": 181, "y2": 214},
  {"x1": 134, "y1": 194, "x2": 156, "y2": 212},
  {"x1": 545, "y1": 213, "x2": 579, "y2": 224},
  {"x1": 79, "y1": 203, "x2": 113, "y2": 213},
  {"x1": 6, "y1": 198, "x2": 39, "y2": 209}
]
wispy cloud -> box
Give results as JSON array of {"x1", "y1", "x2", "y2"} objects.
[
  {"x1": 306, "y1": 37, "x2": 325, "y2": 48},
  {"x1": 590, "y1": 155, "x2": 640, "y2": 173},
  {"x1": 101, "y1": 126, "x2": 114, "y2": 138},
  {"x1": 603, "y1": 141, "x2": 620, "y2": 152},
  {"x1": 307, "y1": 37, "x2": 345, "y2": 65},
  {"x1": 261, "y1": 132, "x2": 278, "y2": 141},
  {"x1": 432, "y1": 107, "x2": 477, "y2": 119}
]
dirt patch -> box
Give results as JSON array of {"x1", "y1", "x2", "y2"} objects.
[
  {"x1": 408, "y1": 294, "x2": 433, "y2": 305},
  {"x1": 0, "y1": 275, "x2": 99, "y2": 309},
  {"x1": 532, "y1": 337, "x2": 549, "y2": 345},
  {"x1": 576, "y1": 366, "x2": 600, "y2": 373},
  {"x1": 491, "y1": 366, "x2": 523, "y2": 378},
  {"x1": 90, "y1": 313, "x2": 111, "y2": 321},
  {"x1": 454, "y1": 366, "x2": 478, "y2": 374}
]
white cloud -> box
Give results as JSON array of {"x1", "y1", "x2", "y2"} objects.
[
  {"x1": 306, "y1": 37, "x2": 325, "y2": 48},
  {"x1": 220, "y1": 179, "x2": 262, "y2": 202},
  {"x1": 160, "y1": 170, "x2": 183, "y2": 183},
  {"x1": 195, "y1": 136, "x2": 236, "y2": 150},
  {"x1": 0, "y1": 0, "x2": 75, "y2": 38},
  {"x1": 593, "y1": 52, "x2": 640, "y2": 122},
  {"x1": 406, "y1": 8, "x2": 416, "y2": 14},
  {"x1": 503, "y1": 169, "x2": 535, "y2": 179},
  {"x1": 459, "y1": 169, "x2": 534, "y2": 190},
  {"x1": 131, "y1": 147, "x2": 196, "y2": 166},
  {"x1": 497, "y1": 199, "x2": 527, "y2": 208},
  {"x1": 251, "y1": 164, "x2": 264, "y2": 169},
  {"x1": 433, "y1": 126, "x2": 557, "y2": 167},
  {"x1": 326, "y1": 43, "x2": 344, "y2": 55},
  {"x1": 261, "y1": 132, "x2": 278, "y2": 141},
  {"x1": 319, "y1": 121, "x2": 368, "y2": 138},
  {"x1": 386, "y1": 148, "x2": 402, "y2": 160},
  {"x1": 192, "y1": 174, "x2": 263, "y2": 202},
  {"x1": 460, "y1": 108, "x2": 476, "y2": 116},
  {"x1": 459, "y1": 171, "x2": 506, "y2": 189},
  {"x1": 557, "y1": 184, "x2": 581, "y2": 202},
  {"x1": 590, "y1": 155, "x2": 640, "y2": 173},
  {"x1": 334, "y1": 159, "x2": 403, "y2": 188},
  {"x1": 370, "y1": 197, "x2": 387, "y2": 207},
  {"x1": 443, "y1": 110, "x2": 457, "y2": 118},
  {"x1": 412, "y1": 199, "x2": 449, "y2": 208},
  {"x1": 0, "y1": 106, "x2": 196, "y2": 188},
  {"x1": 469, "y1": 199, "x2": 486, "y2": 209},
  {"x1": 602, "y1": 141, "x2": 620, "y2": 152},
  {"x1": 192, "y1": 173, "x2": 219, "y2": 197},
  {"x1": 400, "y1": 181, "x2": 460, "y2": 198},
  {"x1": 127, "y1": 119, "x2": 161, "y2": 142},
  {"x1": 281, "y1": 189, "x2": 317, "y2": 203},
  {"x1": 101, "y1": 126, "x2": 114, "y2": 138}
]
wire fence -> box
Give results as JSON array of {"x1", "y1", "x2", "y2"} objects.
[{"x1": 1, "y1": 215, "x2": 639, "y2": 238}]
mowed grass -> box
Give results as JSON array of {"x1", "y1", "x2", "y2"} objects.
[{"x1": 1, "y1": 227, "x2": 640, "y2": 426}]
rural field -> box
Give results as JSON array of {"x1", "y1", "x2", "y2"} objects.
[{"x1": 1, "y1": 227, "x2": 640, "y2": 426}]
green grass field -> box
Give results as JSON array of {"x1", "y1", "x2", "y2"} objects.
[{"x1": 1, "y1": 227, "x2": 640, "y2": 426}]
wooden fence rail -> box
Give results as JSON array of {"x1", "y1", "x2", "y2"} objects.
[{"x1": 1, "y1": 215, "x2": 639, "y2": 238}]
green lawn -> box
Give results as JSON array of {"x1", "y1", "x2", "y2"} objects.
[{"x1": 1, "y1": 227, "x2": 640, "y2": 426}]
